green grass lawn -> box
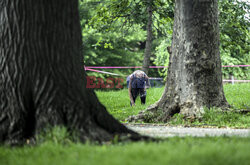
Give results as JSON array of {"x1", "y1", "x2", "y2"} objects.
[
  {"x1": 1, "y1": 136, "x2": 250, "y2": 165},
  {"x1": 96, "y1": 87, "x2": 163, "y2": 121},
  {"x1": 0, "y1": 84, "x2": 249, "y2": 165},
  {"x1": 96, "y1": 83, "x2": 250, "y2": 128}
]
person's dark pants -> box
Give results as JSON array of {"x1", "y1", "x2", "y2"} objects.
[{"x1": 130, "y1": 88, "x2": 146, "y2": 106}]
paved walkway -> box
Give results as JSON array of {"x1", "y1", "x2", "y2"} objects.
[{"x1": 125, "y1": 124, "x2": 250, "y2": 137}]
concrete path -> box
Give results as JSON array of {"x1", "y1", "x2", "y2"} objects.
[{"x1": 125, "y1": 124, "x2": 250, "y2": 138}]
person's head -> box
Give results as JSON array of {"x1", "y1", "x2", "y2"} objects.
[{"x1": 133, "y1": 70, "x2": 144, "y2": 74}]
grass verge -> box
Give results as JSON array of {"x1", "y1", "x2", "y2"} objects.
[{"x1": 1, "y1": 135, "x2": 250, "y2": 165}]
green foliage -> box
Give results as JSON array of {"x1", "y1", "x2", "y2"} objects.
[
  {"x1": 89, "y1": 0, "x2": 174, "y2": 33},
  {"x1": 79, "y1": 0, "x2": 147, "y2": 79},
  {"x1": 153, "y1": 39, "x2": 171, "y2": 77},
  {"x1": 153, "y1": 0, "x2": 250, "y2": 78},
  {"x1": 1, "y1": 137, "x2": 250, "y2": 165},
  {"x1": 219, "y1": 0, "x2": 250, "y2": 79},
  {"x1": 81, "y1": 24, "x2": 145, "y2": 67},
  {"x1": 80, "y1": 0, "x2": 250, "y2": 80},
  {"x1": 81, "y1": 0, "x2": 174, "y2": 78},
  {"x1": 151, "y1": 1, "x2": 174, "y2": 77}
]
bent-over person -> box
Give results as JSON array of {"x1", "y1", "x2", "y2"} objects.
[{"x1": 128, "y1": 70, "x2": 150, "y2": 106}]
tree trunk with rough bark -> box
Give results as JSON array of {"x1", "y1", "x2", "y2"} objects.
[
  {"x1": 142, "y1": 0, "x2": 153, "y2": 75},
  {"x1": 129, "y1": 0, "x2": 229, "y2": 122},
  {"x1": 0, "y1": 0, "x2": 141, "y2": 144}
]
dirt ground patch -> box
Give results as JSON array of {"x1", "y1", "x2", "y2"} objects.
[{"x1": 125, "y1": 124, "x2": 250, "y2": 137}]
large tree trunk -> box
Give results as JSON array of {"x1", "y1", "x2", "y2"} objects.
[
  {"x1": 130, "y1": 0, "x2": 229, "y2": 122},
  {"x1": 142, "y1": 0, "x2": 153, "y2": 75},
  {"x1": 0, "y1": 0, "x2": 141, "y2": 144}
]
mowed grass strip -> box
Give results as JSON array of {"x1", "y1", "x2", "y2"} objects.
[
  {"x1": 224, "y1": 83, "x2": 250, "y2": 109},
  {"x1": 96, "y1": 83, "x2": 250, "y2": 127},
  {"x1": 1, "y1": 137, "x2": 250, "y2": 165},
  {"x1": 96, "y1": 87, "x2": 162, "y2": 121}
]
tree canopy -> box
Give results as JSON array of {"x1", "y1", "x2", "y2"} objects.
[{"x1": 80, "y1": 0, "x2": 249, "y2": 80}]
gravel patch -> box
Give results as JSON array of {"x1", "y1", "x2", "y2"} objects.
[{"x1": 125, "y1": 124, "x2": 250, "y2": 137}]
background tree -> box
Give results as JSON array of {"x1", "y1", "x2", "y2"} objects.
[
  {"x1": 142, "y1": 0, "x2": 153, "y2": 75},
  {"x1": 0, "y1": 0, "x2": 142, "y2": 144},
  {"x1": 129, "y1": 0, "x2": 230, "y2": 122},
  {"x1": 78, "y1": 0, "x2": 248, "y2": 81},
  {"x1": 88, "y1": 0, "x2": 174, "y2": 75},
  {"x1": 79, "y1": 0, "x2": 147, "y2": 80},
  {"x1": 154, "y1": 0, "x2": 250, "y2": 79},
  {"x1": 219, "y1": 0, "x2": 250, "y2": 79}
]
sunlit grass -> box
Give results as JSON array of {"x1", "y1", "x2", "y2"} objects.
[
  {"x1": 96, "y1": 87, "x2": 163, "y2": 121},
  {"x1": 224, "y1": 83, "x2": 250, "y2": 109},
  {"x1": 96, "y1": 83, "x2": 250, "y2": 127}
]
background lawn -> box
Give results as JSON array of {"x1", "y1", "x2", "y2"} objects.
[{"x1": 96, "y1": 83, "x2": 250, "y2": 128}]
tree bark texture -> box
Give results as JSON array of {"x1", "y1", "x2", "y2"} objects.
[
  {"x1": 130, "y1": 0, "x2": 229, "y2": 122},
  {"x1": 142, "y1": 0, "x2": 153, "y2": 75},
  {"x1": 0, "y1": 0, "x2": 140, "y2": 144}
]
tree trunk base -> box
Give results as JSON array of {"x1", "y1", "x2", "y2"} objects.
[
  {"x1": 0, "y1": 0, "x2": 153, "y2": 145},
  {"x1": 127, "y1": 100, "x2": 230, "y2": 123},
  {"x1": 128, "y1": 0, "x2": 232, "y2": 123}
]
